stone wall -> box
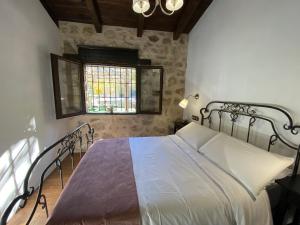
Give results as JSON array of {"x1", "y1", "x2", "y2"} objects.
[{"x1": 60, "y1": 22, "x2": 188, "y2": 139}]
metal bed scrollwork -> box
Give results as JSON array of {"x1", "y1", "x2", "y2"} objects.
[
  {"x1": 2, "y1": 101, "x2": 300, "y2": 225},
  {"x1": 200, "y1": 101, "x2": 300, "y2": 177},
  {"x1": 0, "y1": 123, "x2": 94, "y2": 225}
]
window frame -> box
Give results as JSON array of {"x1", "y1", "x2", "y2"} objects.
[
  {"x1": 51, "y1": 54, "x2": 86, "y2": 119},
  {"x1": 83, "y1": 62, "x2": 138, "y2": 115},
  {"x1": 51, "y1": 54, "x2": 164, "y2": 119}
]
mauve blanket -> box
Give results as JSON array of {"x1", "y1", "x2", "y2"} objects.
[{"x1": 46, "y1": 138, "x2": 141, "y2": 225}]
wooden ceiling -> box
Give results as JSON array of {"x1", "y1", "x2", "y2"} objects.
[{"x1": 40, "y1": 0, "x2": 213, "y2": 40}]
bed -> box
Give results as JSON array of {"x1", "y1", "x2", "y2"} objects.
[
  {"x1": 1, "y1": 101, "x2": 300, "y2": 225},
  {"x1": 46, "y1": 134, "x2": 273, "y2": 225}
]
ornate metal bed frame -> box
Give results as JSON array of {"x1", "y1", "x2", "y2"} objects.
[
  {"x1": 200, "y1": 101, "x2": 300, "y2": 177},
  {"x1": 0, "y1": 123, "x2": 94, "y2": 225},
  {"x1": 1, "y1": 101, "x2": 300, "y2": 225}
]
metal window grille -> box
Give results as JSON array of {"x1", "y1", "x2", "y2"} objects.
[{"x1": 85, "y1": 64, "x2": 136, "y2": 113}]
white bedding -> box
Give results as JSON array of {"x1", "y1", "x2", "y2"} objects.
[{"x1": 129, "y1": 135, "x2": 273, "y2": 225}]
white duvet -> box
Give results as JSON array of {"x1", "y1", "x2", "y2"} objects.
[{"x1": 129, "y1": 135, "x2": 272, "y2": 225}]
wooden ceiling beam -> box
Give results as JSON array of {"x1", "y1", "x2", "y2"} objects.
[
  {"x1": 173, "y1": 0, "x2": 213, "y2": 40},
  {"x1": 40, "y1": 0, "x2": 59, "y2": 27},
  {"x1": 85, "y1": 0, "x2": 102, "y2": 33},
  {"x1": 137, "y1": 15, "x2": 144, "y2": 37},
  {"x1": 184, "y1": 0, "x2": 213, "y2": 33},
  {"x1": 40, "y1": 0, "x2": 212, "y2": 35}
]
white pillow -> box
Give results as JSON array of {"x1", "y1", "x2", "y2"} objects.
[
  {"x1": 199, "y1": 133, "x2": 294, "y2": 197},
  {"x1": 176, "y1": 122, "x2": 218, "y2": 150}
]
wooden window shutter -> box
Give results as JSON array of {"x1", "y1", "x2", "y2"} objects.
[
  {"x1": 51, "y1": 54, "x2": 86, "y2": 119},
  {"x1": 137, "y1": 66, "x2": 163, "y2": 114}
]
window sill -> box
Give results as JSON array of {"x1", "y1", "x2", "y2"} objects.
[
  {"x1": 86, "y1": 112, "x2": 137, "y2": 115},
  {"x1": 85, "y1": 112, "x2": 162, "y2": 115}
]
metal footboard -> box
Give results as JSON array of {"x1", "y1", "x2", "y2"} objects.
[{"x1": 0, "y1": 123, "x2": 94, "y2": 225}]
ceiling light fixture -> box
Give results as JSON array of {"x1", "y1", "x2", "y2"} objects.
[{"x1": 132, "y1": 0, "x2": 184, "y2": 17}]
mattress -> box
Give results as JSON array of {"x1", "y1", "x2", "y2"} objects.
[{"x1": 130, "y1": 135, "x2": 273, "y2": 225}]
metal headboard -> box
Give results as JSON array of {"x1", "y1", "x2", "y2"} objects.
[
  {"x1": 0, "y1": 123, "x2": 94, "y2": 225},
  {"x1": 200, "y1": 101, "x2": 300, "y2": 177}
]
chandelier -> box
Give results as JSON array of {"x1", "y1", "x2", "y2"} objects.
[{"x1": 132, "y1": 0, "x2": 184, "y2": 17}]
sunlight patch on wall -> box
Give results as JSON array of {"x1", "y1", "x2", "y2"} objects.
[
  {"x1": 10, "y1": 139, "x2": 28, "y2": 161},
  {"x1": 0, "y1": 169, "x2": 17, "y2": 216},
  {"x1": 29, "y1": 137, "x2": 40, "y2": 162},
  {"x1": 0, "y1": 135, "x2": 40, "y2": 218},
  {"x1": 27, "y1": 117, "x2": 37, "y2": 132}
]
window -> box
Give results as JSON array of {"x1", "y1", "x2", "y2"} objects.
[
  {"x1": 51, "y1": 54, "x2": 85, "y2": 119},
  {"x1": 85, "y1": 65, "x2": 137, "y2": 114},
  {"x1": 51, "y1": 51, "x2": 163, "y2": 119}
]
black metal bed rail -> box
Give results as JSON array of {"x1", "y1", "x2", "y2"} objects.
[
  {"x1": 0, "y1": 123, "x2": 94, "y2": 225},
  {"x1": 200, "y1": 101, "x2": 300, "y2": 177}
]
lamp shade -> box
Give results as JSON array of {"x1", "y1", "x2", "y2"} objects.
[
  {"x1": 179, "y1": 98, "x2": 189, "y2": 109},
  {"x1": 132, "y1": 0, "x2": 150, "y2": 13},
  {"x1": 166, "y1": 0, "x2": 184, "y2": 11}
]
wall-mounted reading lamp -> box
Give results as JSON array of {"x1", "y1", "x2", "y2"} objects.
[{"x1": 178, "y1": 94, "x2": 199, "y2": 109}]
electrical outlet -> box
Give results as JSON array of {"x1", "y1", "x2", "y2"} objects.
[{"x1": 192, "y1": 115, "x2": 199, "y2": 121}]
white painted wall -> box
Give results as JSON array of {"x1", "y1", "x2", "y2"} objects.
[
  {"x1": 0, "y1": 0, "x2": 70, "y2": 218},
  {"x1": 185, "y1": 0, "x2": 300, "y2": 123}
]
